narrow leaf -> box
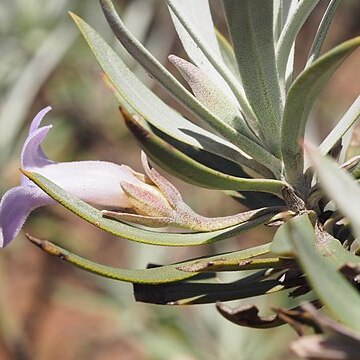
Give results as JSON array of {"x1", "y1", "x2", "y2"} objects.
[
  {"x1": 276, "y1": 0, "x2": 321, "y2": 82},
  {"x1": 124, "y1": 113, "x2": 286, "y2": 194},
  {"x1": 166, "y1": 0, "x2": 254, "y2": 122},
  {"x1": 281, "y1": 37, "x2": 360, "y2": 191},
  {"x1": 307, "y1": 145, "x2": 360, "y2": 240},
  {"x1": 21, "y1": 169, "x2": 282, "y2": 247},
  {"x1": 27, "y1": 235, "x2": 273, "y2": 285},
  {"x1": 223, "y1": 0, "x2": 283, "y2": 157},
  {"x1": 306, "y1": 0, "x2": 341, "y2": 67},
  {"x1": 288, "y1": 214, "x2": 360, "y2": 332},
  {"x1": 320, "y1": 95, "x2": 360, "y2": 155},
  {"x1": 71, "y1": 12, "x2": 281, "y2": 175},
  {"x1": 99, "y1": 0, "x2": 257, "y2": 143}
]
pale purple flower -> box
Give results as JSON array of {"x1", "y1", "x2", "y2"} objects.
[{"x1": 0, "y1": 106, "x2": 153, "y2": 247}]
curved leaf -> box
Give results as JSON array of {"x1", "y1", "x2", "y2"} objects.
[
  {"x1": 320, "y1": 95, "x2": 360, "y2": 155},
  {"x1": 21, "y1": 169, "x2": 282, "y2": 247},
  {"x1": 99, "y1": 0, "x2": 258, "y2": 143},
  {"x1": 124, "y1": 113, "x2": 286, "y2": 194},
  {"x1": 307, "y1": 145, "x2": 360, "y2": 240},
  {"x1": 28, "y1": 234, "x2": 271, "y2": 284},
  {"x1": 70, "y1": 12, "x2": 282, "y2": 176},
  {"x1": 166, "y1": 0, "x2": 254, "y2": 122},
  {"x1": 288, "y1": 214, "x2": 360, "y2": 332},
  {"x1": 281, "y1": 37, "x2": 360, "y2": 191},
  {"x1": 306, "y1": 0, "x2": 341, "y2": 67},
  {"x1": 276, "y1": 0, "x2": 321, "y2": 83}
]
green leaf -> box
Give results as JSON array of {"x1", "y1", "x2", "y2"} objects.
[
  {"x1": 271, "y1": 218, "x2": 297, "y2": 257},
  {"x1": 306, "y1": 0, "x2": 341, "y2": 67},
  {"x1": 22, "y1": 169, "x2": 282, "y2": 247},
  {"x1": 307, "y1": 145, "x2": 360, "y2": 240},
  {"x1": 320, "y1": 95, "x2": 360, "y2": 155},
  {"x1": 281, "y1": 37, "x2": 360, "y2": 191},
  {"x1": 276, "y1": 0, "x2": 321, "y2": 83},
  {"x1": 223, "y1": 0, "x2": 283, "y2": 157},
  {"x1": 135, "y1": 266, "x2": 306, "y2": 305},
  {"x1": 288, "y1": 214, "x2": 360, "y2": 332},
  {"x1": 28, "y1": 234, "x2": 272, "y2": 285},
  {"x1": 124, "y1": 113, "x2": 286, "y2": 194},
  {"x1": 70, "y1": 12, "x2": 282, "y2": 176}
]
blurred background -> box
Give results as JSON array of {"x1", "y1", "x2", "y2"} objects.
[{"x1": 0, "y1": 1, "x2": 359, "y2": 359}]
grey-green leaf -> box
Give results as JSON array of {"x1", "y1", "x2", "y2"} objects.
[
  {"x1": 306, "y1": 0, "x2": 341, "y2": 67},
  {"x1": 307, "y1": 145, "x2": 360, "y2": 240},
  {"x1": 288, "y1": 213, "x2": 360, "y2": 332},
  {"x1": 223, "y1": 0, "x2": 283, "y2": 157},
  {"x1": 281, "y1": 37, "x2": 360, "y2": 191},
  {"x1": 71, "y1": 12, "x2": 281, "y2": 175},
  {"x1": 320, "y1": 95, "x2": 360, "y2": 155},
  {"x1": 276, "y1": 0, "x2": 321, "y2": 83}
]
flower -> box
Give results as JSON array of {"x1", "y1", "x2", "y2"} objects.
[{"x1": 0, "y1": 106, "x2": 164, "y2": 247}]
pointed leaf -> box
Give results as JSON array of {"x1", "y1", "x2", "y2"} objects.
[
  {"x1": 223, "y1": 0, "x2": 283, "y2": 156},
  {"x1": 320, "y1": 95, "x2": 360, "y2": 155},
  {"x1": 306, "y1": 0, "x2": 341, "y2": 67},
  {"x1": 124, "y1": 113, "x2": 286, "y2": 194},
  {"x1": 71, "y1": 12, "x2": 281, "y2": 175},
  {"x1": 307, "y1": 146, "x2": 360, "y2": 240},
  {"x1": 276, "y1": 0, "x2": 321, "y2": 82},
  {"x1": 281, "y1": 37, "x2": 360, "y2": 191},
  {"x1": 166, "y1": 0, "x2": 254, "y2": 122},
  {"x1": 99, "y1": 0, "x2": 257, "y2": 143},
  {"x1": 22, "y1": 169, "x2": 282, "y2": 247},
  {"x1": 28, "y1": 234, "x2": 276, "y2": 285}
]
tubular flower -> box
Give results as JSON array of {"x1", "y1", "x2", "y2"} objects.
[{"x1": 0, "y1": 106, "x2": 165, "y2": 247}]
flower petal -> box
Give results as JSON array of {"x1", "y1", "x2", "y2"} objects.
[
  {"x1": 0, "y1": 186, "x2": 53, "y2": 247},
  {"x1": 33, "y1": 160, "x2": 143, "y2": 209},
  {"x1": 21, "y1": 125, "x2": 54, "y2": 170},
  {"x1": 29, "y1": 106, "x2": 52, "y2": 134}
]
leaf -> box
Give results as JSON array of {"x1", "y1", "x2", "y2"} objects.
[
  {"x1": 320, "y1": 95, "x2": 360, "y2": 155},
  {"x1": 124, "y1": 112, "x2": 286, "y2": 194},
  {"x1": 306, "y1": 0, "x2": 341, "y2": 67},
  {"x1": 306, "y1": 145, "x2": 360, "y2": 240},
  {"x1": 276, "y1": 0, "x2": 321, "y2": 83},
  {"x1": 122, "y1": 110, "x2": 275, "y2": 181},
  {"x1": 166, "y1": 0, "x2": 236, "y2": 103},
  {"x1": 28, "y1": 234, "x2": 276, "y2": 286},
  {"x1": 271, "y1": 218, "x2": 297, "y2": 257},
  {"x1": 281, "y1": 37, "x2": 360, "y2": 191},
  {"x1": 223, "y1": 0, "x2": 283, "y2": 157},
  {"x1": 70, "y1": 12, "x2": 282, "y2": 175},
  {"x1": 99, "y1": 0, "x2": 257, "y2": 143},
  {"x1": 216, "y1": 301, "x2": 319, "y2": 329},
  {"x1": 166, "y1": 0, "x2": 254, "y2": 122},
  {"x1": 168, "y1": 55, "x2": 257, "y2": 142},
  {"x1": 288, "y1": 213, "x2": 360, "y2": 332},
  {"x1": 273, "y1": 0, "x2": 298, "y2": 42},
  {"x1": 135, "y1": 267, "x2": 306, "y2": 305},
  {"x1": 21, "y1": 169, "x2": 282, "y2": 247},
  {"x1": 215, "y1": 28, "x2": 240, "y2": 79}
]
